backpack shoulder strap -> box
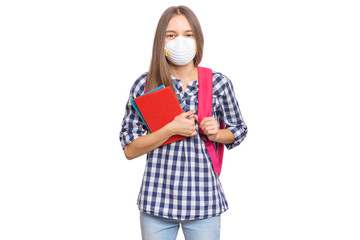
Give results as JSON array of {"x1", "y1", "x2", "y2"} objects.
[
  {"x1": 197, "y1": 66, "x2": 225, "y2": 176},
  {"x1": 197, "y1": 67, "x2": 213, "y2": 124}
]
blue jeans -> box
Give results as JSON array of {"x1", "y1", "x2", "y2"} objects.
[{"x1": 140, "y1": 212, "x2": 221, "y2": 240}]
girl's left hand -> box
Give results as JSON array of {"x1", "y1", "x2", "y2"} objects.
[{"x1": 194, "y1": 115, "x2": 219, "y2": 142}]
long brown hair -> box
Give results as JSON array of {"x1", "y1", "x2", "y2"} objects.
[{"x1": 146, "y1": 6, "x2": 204, "y2": 92}]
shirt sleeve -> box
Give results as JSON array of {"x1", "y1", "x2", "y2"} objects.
[
  {"x1": 216, "y1": 74, "x2": 248, "y2": 150},
  {"x1": 119, "y1": 75, "x2": 147, "y2": 149}
]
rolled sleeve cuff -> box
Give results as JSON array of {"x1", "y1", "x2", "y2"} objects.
[
  {"x1": 225, "y1": 125, "x2": 248, "y2": 150},
  {"x1": 119, "y1": 131, "x2": 144, "y2": 150}
]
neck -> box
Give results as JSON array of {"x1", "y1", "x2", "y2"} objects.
[{"x1": 169, "y1": 62, "x2": 197, "y2": 80}]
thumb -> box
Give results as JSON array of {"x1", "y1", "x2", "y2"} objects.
[
  {"x1": 183, "y1": 110, "x2": 196, "y2": 118},
  {"x1": 194, "y1": 114, "x2": 198, "y2": 122}
]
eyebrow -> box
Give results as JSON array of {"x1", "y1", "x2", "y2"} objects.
[{"x1": 166, "y1": 30, "x2": 193, "y2": 33}]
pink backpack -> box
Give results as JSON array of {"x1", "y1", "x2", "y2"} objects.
[
  {"x1": 197, "y1": 67, "x2": 225, "y2": 176},
  {"x1": 145, "y1": 66, "x2": 225, "y2": 176}
]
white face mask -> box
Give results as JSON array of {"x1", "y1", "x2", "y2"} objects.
[{"x1": 164, "y1": 36, "x2": 196, "y2": 66}]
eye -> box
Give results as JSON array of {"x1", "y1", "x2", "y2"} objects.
[
  {"x1": 166, "y1": 34, "x2": 176, "y2": 40},
  {"x1": 185, "y1": 33, "x2": 194, "y2": 38}
]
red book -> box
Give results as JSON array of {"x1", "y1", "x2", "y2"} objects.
[{"x1": 134, "y1": 86, "x2": 187, "y2": 146}]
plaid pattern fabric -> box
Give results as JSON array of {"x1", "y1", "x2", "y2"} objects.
[{"x1": 119, "y1": 71, "x2": 247, "y2": 220}]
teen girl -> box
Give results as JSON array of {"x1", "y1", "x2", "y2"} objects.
[{"x1": 119, "y1": 5, "x2": 247, "y2": 240}]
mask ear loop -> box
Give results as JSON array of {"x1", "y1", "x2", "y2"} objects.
[
  {"x1": 193, "y1": 44, "x2": 197, "y2": 64},
  {"x1": 164, "y1": 49, "x2": 170, "y2": 58}
]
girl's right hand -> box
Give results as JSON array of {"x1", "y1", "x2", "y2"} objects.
[{"x1": 166, "y1": 110, "x2": 197, "y2": 137}]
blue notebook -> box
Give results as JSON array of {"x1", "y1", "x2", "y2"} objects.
[{"x1": 130, "y1": 85, "x2": 165, "y2": 132}]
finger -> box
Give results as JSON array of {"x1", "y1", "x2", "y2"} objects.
[
  {"x1": 200, "y1": 119, "x2": 217, "y2": 130},
  {"x1": 199, "y1": 117, "x2": 216, "y2": 125},
  {"x1": 190, "y1": 130, "x2": 198, "y2": 137},
  {"x1": 203, "y1": 126, "x2": 218, "y2": 135},
  {"x1": 201, "y1": 117, "x2": 216, "y2": 122},
  {"x1": 193, "y1": 115, "x2": 198, "y2": 122},
  {"x1": 204, "y1": 125, "x2": 217, "y2": 131},
  {"x1": 182, "y1": 110, "x2": 196, "y2": 118},
  {"x1": 201, "y1": 119, "x2": 213, "y2": 127},
  {"x1": 206, "y1": 129, "x2": 218, "y2": 135}
]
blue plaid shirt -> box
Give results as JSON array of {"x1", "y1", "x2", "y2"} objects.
[{"x1": 119, "y1": 71, "x2": 247, "y2": 220}]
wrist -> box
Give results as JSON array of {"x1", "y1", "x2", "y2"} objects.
[
  {"x1": 163, "y1": 123, "x2": 176, "y2": 137},
  {"x1": 214, "y1": 129, "x2": 235, "y2": 144},
  {"x1": 209, "y1": 132, "x2": 219, "y2": 142},
  {"x1": 213, "y1": 132, "x2": 220, "y2": 142}
]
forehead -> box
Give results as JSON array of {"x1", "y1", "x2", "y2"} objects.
[{"x1": 166, "y1": 14, "x2": 192, "y2": 31}]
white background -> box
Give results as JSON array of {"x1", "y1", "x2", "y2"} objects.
[{"x1": 1, "y1": 0, "x2": 359, "y2": 239}]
